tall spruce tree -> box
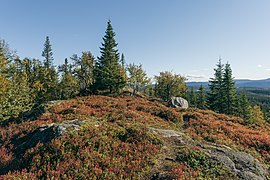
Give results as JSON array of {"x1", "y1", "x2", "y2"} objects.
[
  {"x1": 41, "y1": 36, "x2": 58, "y2": 101},
  {"x1": 42, "y1": 36, "x2": 54, "y2": 69},
  {"x1": 197, "y1": 84, "x2": 207, "y2": 109},
  {"x1": 208, "y1": 59, "x2": 224, "y2": 113},
  {"x1": 222, "y1": 62, "x2": 237, "y2": 115},
  {"x1": 94, "y1": 20, "x2": 126, "y2": 93}
]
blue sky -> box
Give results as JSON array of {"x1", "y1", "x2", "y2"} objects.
[{"x1": 1, "y1": 0, "x2": 270, "y2": 81}]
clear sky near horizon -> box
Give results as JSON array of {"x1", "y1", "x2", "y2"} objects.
[{"x1": 1, "y1": 0, "x2": 270, "y2": 81}]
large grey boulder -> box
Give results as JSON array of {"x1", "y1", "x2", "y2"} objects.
[{"x1": 169, "y1": 97, "x2": 189, "y2": 108}]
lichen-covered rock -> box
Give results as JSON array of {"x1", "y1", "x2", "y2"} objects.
[
  {"x1": 54, "y1": 119, "x2": 85, "y2": 136},
  {"x1": 169, "y1": 97, "x2": 189, "y2": 108},
  {"x1": 149, "y1": 127, "x2": 269, "y2": 180},
  {"x1": 205, "y1": 145, "x2": 268, "y2": 180},
  {"x1": 16, "y1": 119, "x2": 85, "y2": 154}
]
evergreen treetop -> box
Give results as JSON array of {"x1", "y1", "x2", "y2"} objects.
[
  {"x1": 42, "y1": 36, "x2": 54, "y2": 69},
  {"x1": 94, "y1": 20, "x2": 126, "y2": 93},
  {"x1": 208, "y1": 58, "x2": 224, "y2": 113},
  {"x1": 222, "y1": 62, "x2": 237, "y2": 115}
]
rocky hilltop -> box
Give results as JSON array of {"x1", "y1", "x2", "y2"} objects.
[{"x1": 0, "y1": 95, "x2": 269, "y2": 179}]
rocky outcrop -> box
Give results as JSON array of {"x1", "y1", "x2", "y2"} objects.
[
  {"x1": 203, "y1": 144, "x2": 268, "y2": 180},
  {"x1": 54, "y1": 119, "x2": 85, "y2": 137},
  {"x1": 149, "y1": 128, "x2": 269, "y2": 180},
  {"x1": 16, "y1": 119, "x2": 85, "y2": 154},
  {"x1": 0, "y1": 119, "x2": 86, "y2": 175},
  {"x1": 169, "y1": 97, "x2": 189, "y2": 108}
]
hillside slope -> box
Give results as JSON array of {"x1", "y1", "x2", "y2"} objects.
[{"x1": 0, "y1": 96, "x2": 269, "y2": 179}]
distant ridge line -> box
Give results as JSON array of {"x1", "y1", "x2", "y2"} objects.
[{"x1": 187, "y1": 78, "x2": 270, "y2": 89}]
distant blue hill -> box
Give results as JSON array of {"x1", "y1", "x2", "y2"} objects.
[{"x1": 187, "y1": 78, "x2": 270, "y2": 89}]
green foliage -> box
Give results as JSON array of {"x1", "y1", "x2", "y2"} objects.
[
  {"x1": 2, "y1": 59, "x2": 35, "y2": 120},
  {"x1": 0, "y1": 49, "x2": 35, "y2": 121},
  {"x1": 24, "y1": 58, "x2": 47, "y2": 104},
  {"x1": 247, "y1": 105, "x2": 266, "y2": 125},
  {"x1": 238, "y1": 93, "x2": 252, "y2": 120},
  {"x1": 0, "y1": 38, "x2": 17, "y2": 61},
  {"x1": 127, "y1": 63, "x2": 150, "y2": 95},
  {"x1": 208, "y1": 60, "x2": 238, "y2": 115},
  {"x1": 197, "y1": 84, "x2": 207, "y2": 109},
  {"x1": 154, "y1": 71, "x2": 187, "y2": 101},
  {"x1": 143, "y1": 82, "x2": 155, "y2": 97},
  {"x1": 58, "y1": 58, "x2": 79, "y2": 99},
  {"x1": 208, "y1": 59, "x2": 224, "y2": 113},
  {"x1": 222, "y1": 63, "x2": 238, "y2": 115},
  {"x1": 42, "y1": 36, "x2": 53, "y2": 69},
  {"x1": 94, "y1": 20, "x2": 126, "y2": 93},
  {"x1": 0, "y1": 48, "x2": 11, "y2": 121},
  {"x1": 188, "y1": 87, "x2": 197, "y2": 107},
  {"x1": 238, "y1": 88, "x2": 270, "y2": 122},
  {"x1": 41, "y1": 36, "x2": 58, "y2": 102},
  {"x1": 72, "y1": 51, "x2": 95, "y2": 96},
  {"x1": 120, "y1": 53, "x2": 126, "y2": 70}
]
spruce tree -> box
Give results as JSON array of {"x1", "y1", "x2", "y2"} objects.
[
  {"x1": 222, "y1": 62, "x2": 237, "y2": 115},
  {"x1": 94, "y1": 20, "x2": 126, "y2": 93},
  {"x1": 120, "y1": 53, "x2": 126, "y2": 70},
  {"x1": 42, "y1": 36, "x2": 54, "y2": 69},
  {"x1": 208, "y1": 59, "x2": 224, "y2": 113},
  {"x1": 189, "y1": 87, "x2": 197, "y2": 107},
  {"x1": 197, "y1": 84, "x2": 207, "y2": 109},
  {"x1": 58, "y1": 58, "x2": 70, "y2": 74},
  {"x1": 41, "y1": 36, "x2": 58, "y2": 101},
  {"x1": 238, "y1": 93, "x2": 251, "y2": 119}
]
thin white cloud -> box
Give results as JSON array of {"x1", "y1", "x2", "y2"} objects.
[
  {"x1": 187, "y1": 75, "x2": 205, "y2": 79},
  {"x1": 257, "y1": 64, "x2": 263, "y2": 68},
  {"x1": 186, "y1": 74, "x2": 210, "y2": 82}
]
